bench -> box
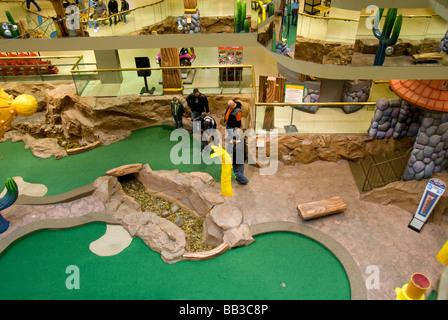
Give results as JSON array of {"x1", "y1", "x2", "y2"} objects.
[{"x1": 297, "y1": 196, "x2": 347, "y2": 220}]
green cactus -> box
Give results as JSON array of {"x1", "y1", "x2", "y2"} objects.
[
  {"x1": 372, "y1": 8, "x2": 402, "y2": 66},
  {"x1": 241, "y1": 1, "x2": 246, "y2": 29},
  {"x1": 244, "y1": 19, "x2": 249, "y2": 33},
  {"x1": 235, "y1": 0, "x2": 248, "y2": 33},
  {"x1": 235, "y1": 0, "x2": 242, "y2": 32}
]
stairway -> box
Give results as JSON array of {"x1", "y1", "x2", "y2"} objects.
[{"x1": 348, "y1": 147, "x2": 411, "y2": 193}]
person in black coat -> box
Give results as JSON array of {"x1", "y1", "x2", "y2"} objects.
[
  {"x1": 108, "y1": 0, "x2": 119, "y2": 25},
  {"x1": 170, "y1": 97, "x2": 185, "y2": 128},
  {"x1": 186, "y1": 88, "x2": 209, "y2": 121}
]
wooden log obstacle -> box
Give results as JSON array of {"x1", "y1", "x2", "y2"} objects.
[{"x1": 297, "y1": 196, "x2": 347, "y2": 220}]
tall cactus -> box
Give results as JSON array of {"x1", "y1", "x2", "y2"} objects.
[
  {"x1": 372, "y1": 8, "x2": 402, "y2": 66},
  {"x1": 235, "y1": 0, "x2": 248, "y2": 33}
]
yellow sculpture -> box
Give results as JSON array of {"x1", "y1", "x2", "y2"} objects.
[
  {"x1": 395, "y1": 273, "x2": 431, "y2": 300},
  {"x1": 437, "y1": 240, "x2": 448, "y2": 265},
  {"x1": 210, "y1": 144, "x2": 233, "y2": 197},
  {"x1": 0, "y1": 88, "x2": 38, "y2": 138}
]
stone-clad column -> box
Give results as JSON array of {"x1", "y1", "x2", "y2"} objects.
[
  {"x1": 403, "y1": 112, "x2": 448, "y2": 181},
  {"x1": 368, "y1": 98, "x2": 422, "y2": 139},
  {"x1": 184, "y1": 0, "x2": 200, "y2": 34}
]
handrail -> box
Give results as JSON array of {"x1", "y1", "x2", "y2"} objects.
[
  {"x1": 299, "y1": 11, "x2": 359, "y2": 22},
  {"x1": 70, "y1": 64, "x2": 255, "y2": 73},
  {"x1": 0, "y1": 55, "x2": 83, "y2": 60},
  {"x1": 94, "y1": 0, "x2": 164, "y2": 22},
  {"x1": 299, "y1": 11, "x2": 440, "y2": 23},
  {"x1": 255, "y1": 102, "x2": 376, "y2": 107},
  {"x1": 18, "y1": 0, "x2": 165, "y2": 24}
]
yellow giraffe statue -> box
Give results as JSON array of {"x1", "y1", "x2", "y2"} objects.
[
  {"x1": 210, "y1": 144, "x2": 233, "y2": 197},
  {"x1": 0, "y1": 88, "x2": 38, "y2": 139}
]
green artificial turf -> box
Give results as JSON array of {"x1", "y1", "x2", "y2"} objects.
[
  {"x1": 0, "y1": 126, "x2": 223, "y2": 196},
  {"x1": 0, "y1": 223, "x2": 350, "y2": 300}
]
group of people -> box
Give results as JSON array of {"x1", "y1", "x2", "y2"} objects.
[
  {"x1": 170, "y1": 88, "x2": 249, "y2": 185},
  {"x1": 91, "y1": 0, "x2": 130, "y2": 31}
]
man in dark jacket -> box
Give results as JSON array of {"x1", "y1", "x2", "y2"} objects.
[
  {"x1": 186, "y1": 88, "x2": 209, "y2": 121},
  {"x1": 224, "y1": 99, "x2": 242, "y2": 129},
  {"x1": 170, "y1": 97, "x2": 185, "y2": 128},
  {"x1": 224, "y1": 99, "x2": 243, "y2": 149},
  {"x1": 108, "y1": 0, "x2": 119, "y2": 25}
]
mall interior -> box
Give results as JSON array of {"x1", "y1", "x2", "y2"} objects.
[{"x1": 0, "y1": 0, "x2": 448, "y2": 301}]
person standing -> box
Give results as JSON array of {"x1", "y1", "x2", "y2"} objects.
[
  {"x1": 231, "y1": 137, "x2": 248, "y2": 185},
  {"x1": 26, "y1": 0, "x2": 41, "y2": 11},
  {"x1": 225, "y1": 99, "x2": 247, "y2": 185},
  {"x1": 119, "y1": 0, "x2": 129, "y2": 24},
  {"x1": 108, "y1": 0, "x2": 119, "y2": 25},
  {"x1": 170, "y1": 97, "x2": 184, "y2": 128},
  {"x1": 186, "y1": 88, "x2": 209, "y2": 121},
  {"x1": 200, "y1": 112, "x2": 218, "y2": 154},
  {"x1": 224, "y1": 99, "x2": 242, "y2": 130}
]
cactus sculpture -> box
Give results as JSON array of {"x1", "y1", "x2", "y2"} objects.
[
  {"x1": 235, "y1": 0, "x2": 249, "y2": 33},
  {"x1": 372, "y1": 8, "x2": 402, "y2": 66},
  {"x1": 0, "y1": 178, "x2": 19, "y2": 234}
]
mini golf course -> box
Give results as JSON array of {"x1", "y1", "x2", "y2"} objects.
[
  {"x1": 0, "y1": 223, "x2": 350, "y2": 300},
  {"x1": 0, "y1": 125, "x2": 353, "y2": 300},
  {"x1": 0, "y1": 126, "x2": 222, "y2": 196}
]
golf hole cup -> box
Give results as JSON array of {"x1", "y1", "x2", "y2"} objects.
[{"x1": 395, "y1": 273, "x2": 431, "y2": 300}]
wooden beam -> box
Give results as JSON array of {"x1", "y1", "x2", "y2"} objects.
[
  {"x1": 160, "y1": 48, "x2": 182, "y2": 95},
  {"x1": 297, "y1": 196, "x2": 347, "y2": 220},
  {"x1": 258, "y1": 75, "x2": 267, "y2": 103},
  {"x1": 262, "y1": 76, "x2": 277, "y2": 130}
]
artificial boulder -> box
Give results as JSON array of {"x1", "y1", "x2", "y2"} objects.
[{"x1": 93, "y1": 164, "x2": 254, "y2": 263}]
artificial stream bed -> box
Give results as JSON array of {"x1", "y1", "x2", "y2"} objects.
[{"x1": 119, "y1": 176, "x2": 215, "y2": 253}]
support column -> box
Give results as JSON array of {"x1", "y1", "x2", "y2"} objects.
[
  {"x1": 403, "y1": 111, "x2": 448, "y2": 181},
  {"x1": 160, "y1": 48, "x2": 182, "y2": 95},
  {"x1": 259, "y1": 75, "x2": 285, "y2": 131},
  {"x1": 184, "y1": 0, "x2": 200, "y2": 34},
  {"x1": 49, "y1": 0, "x2": 70, "y2": 37},
  {"x1": 94, "y1": 50, "x2": 123, "y2": 84}
]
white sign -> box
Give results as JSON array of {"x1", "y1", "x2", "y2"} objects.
[{"x1": 284, "y1": 84, "x2": 305, "y2": 103}]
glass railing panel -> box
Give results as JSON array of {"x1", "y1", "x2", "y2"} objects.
[
  {"x1": 72, "y1": 65, "x2": 255, "y2": 98},
  {"x1": 325, "y1": 18, "x2": 358, "y2": 43},
  {"x1": 426, "y1": 14, "x2": 448, "y2": 40},
  {"x1": 0, "y1": 0, "x2": 249, "y2": 38},
  {"x1": 288, "y1": 8, "x2": 448, "y2": 68},
  {"x1": 255, "y1": 103, "x2": 375, "y2": 135},
  {"x1": 296, "y1": 13, "x2": 328, "y2": 41},
  {"x1": 400, "y1": 16, "x2": 431, "y2": 41}
]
